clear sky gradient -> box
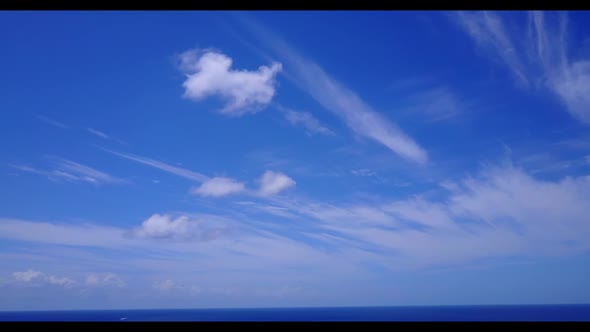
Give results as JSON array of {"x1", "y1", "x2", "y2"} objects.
[{"x1": 1, "y1": 11, "x2": 590, "y2": 310}]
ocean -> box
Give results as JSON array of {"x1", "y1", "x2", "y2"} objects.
[{"x1": 0, "y1": 304, "x2": 589, "y2": 321}]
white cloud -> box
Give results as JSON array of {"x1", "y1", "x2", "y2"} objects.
[
  {"x1": 180, "y1": 49, "x2": 282, "y2": 115},
  {"x1": 12, "y1": 269, "x2": 75, "y2": 288},
  {"x1": 258, "y1": 171, "x2": 295, "y2": 196},
  {"x1": 0, "y1": 214, "x2": 234, "y2": 251},
  {"x1": 100, "y1": 147, "x2": 209, "y2": 182},
  {"x1": 273, "y1": 200, "x2": 394, "y2": 228},
  {"x1": 552, "y1": 61, "x2": 590, "y2": 124},
  {"x1": 55, "y1": 159, "x2": 124, "y2": 184},
  {"x1": 13, "y1": 270, "x2": 42, "y2": 282},
  {"x1": 382, "y1": 197, "x2": 456, "y2": 229},
  {"x1": 455, "y1": 11, "x2": 590, "y2": 125},
  {"x1": 4, "y1": 163, "x2": 590, "y2": 272},
  {"x1": 403, "y1": 86, "x2": 464, "y2": 122},
  {"x1": 46, "y1": 275, "x2": 76, "y2": 287},
  {"x1": 85, "y1": 273, "x2": 125, "y2": 288},
  {"x1": 87, "y1": 128, "x2": 110, "y2": 139},
  {"x1": 528, "y1": 11, "x2": 590, "y2": 124},
  {"x1": 191, "y1": 177, "x2": 245, "y2": 197},
  {"x1": 278, "y1": 106, "x2": 334, "y2": 136},
  {"x1": 12, "y1": 158, "x2": 125, "y2": 185},
  {"x1": 262, "y1": 163, "x2": 590, "y2": 266},
  {"x1": 454, "y1": 11, "x2": 529, "y2": 86},
  {"x1": 237, "y1": 16, "x2": 428, "y2": 164},
  {"x1": 87, "y1": 128, "x2": 128, "y2": 145},
  {"x1": 0, "y1": 219, "x2": 128, "y2": 249},
  {"x1": 153, "y1": 280, "x2": 200, "y2": 295},
  {"x1": 135, "y1": 214, "x2": 193, "y2": 240},
  {"x1": 133, "y1": 214, "x2": 230, "y2": 242},
  {"x1": 154, "y1": 279, "x2": 178, "y2": 291}
]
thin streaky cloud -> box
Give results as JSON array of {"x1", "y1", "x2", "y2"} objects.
[
  {"x1": 277, "y1": 105, "x2": 335, "y2": 136},
  {"x1": 455, "y1": 11, "x2": 590, "y2": 125},
  {"x1": 99, "y1": 147, "x2": 209, "y2": 182},
  {"x1": 11, "y1": 158, "x2": 125, "y2": 185},
  {"x1": 87, "y1": 128, "x2": 110, "y2": 139},
  {"x1": 234, "y1": 15, "x2": 428, "y2": 164},
  {"x1": 453, "y1": 11, "x2": 529, "y2": 86},
  {"x1": 35, "y1": 115, "x2": 68, "y2": 129},
  {"x1": 529, "y1": 11, "x2": 590, "y2": 124},
  {"x1": 403, "y1": 86, "x2": 464, "y2": 123},
  {"x1": 54, "y1": 158, "x2": 125, "y2": 185},
  {"x1": 87, "y1": 128, "x2": 129, "y2": 146},
  {"x1": 258, "y1": 163, "x2": 590, "y2": 266}
]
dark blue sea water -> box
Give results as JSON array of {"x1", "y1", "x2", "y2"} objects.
[{"x1": 1, "y1": 305, "x2": 589, "y2": 321}]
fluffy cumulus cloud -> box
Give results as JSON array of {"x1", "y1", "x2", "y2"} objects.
[
  {"x1": 12, "y1": 270, "x2": 75, "y2": 288},
  {"x1": 134, "y1": 214, "x2": 229, "y2": 242},
  {"x1": 258, "y1": 171, "x2": 296, "y2": 196},
  {"x1": 135, "y1": 214, "x2": 193, "y2": 240},
  {"x1": 191, "y1": 177, "x2": 245, "y2": 197},
  {"x1": 180, "y1": 49, "x2": 282, "y2": 115}
]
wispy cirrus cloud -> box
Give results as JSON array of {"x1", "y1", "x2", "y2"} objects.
[
  {"x1": 278, "y1": 106, "x2": 334, "y2": 136},
  {"x1": 234, "y1": 15, "x2": 428, "y2": 164},
  {"x1": 257, "y1": 162, "x2": 590, "y2": 266},
  {"x1": 99, "y1": 147, "x2": 209, "y2": 182},
  {"x1": 87, "y1": 128, "x2": 127, "y2": 145},
  {"x1": 179, "y1": 49, "x2": 282, "y2": 116},
  {"x1": 35, "y1": 115, "x2": 68, "y2": 129},
  {"x1": 2, "y1": 160, "x2": 590, "y2": 273},
  {"x1": 402, "y1": 86, "x2": 465, "y2": 122},
  {"x1": 454, "y1": 11, "x2": 590, "y2": 125},
  {"x1": 529, "y1": 11, "x2": 590, "y2": 124},
  {"x1": 11, "y1": 158, "x2": 125, "y2": 185},
  {"x1": 87, "y1": 128, "x2": 110, "y2": 139},
  {"x1": 101, "y1": 147, "x2": 298, "y2": 198},
  {"x1": 453, "y1": 11, "x2": 529, "y2": 86}
]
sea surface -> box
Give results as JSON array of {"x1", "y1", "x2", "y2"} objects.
[{"x1": 1, "y1": 304, "x2": 589, "y2": 321}]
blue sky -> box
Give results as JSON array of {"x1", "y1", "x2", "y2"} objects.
[{"x1": 1, "y1": 11, "x2": 590, "y2": 310}]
